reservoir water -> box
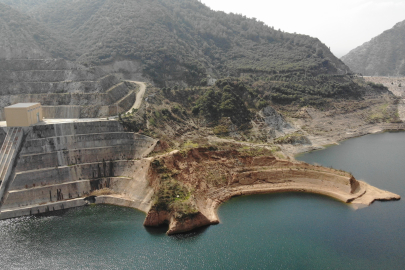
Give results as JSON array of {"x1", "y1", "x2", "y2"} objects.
[{"x1": 0, "y1": 132, "x2": 404, "y2": 269}]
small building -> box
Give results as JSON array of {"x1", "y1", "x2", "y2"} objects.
[{"x1": 5, "y1": 103, "x2": 43, "y2": 127}]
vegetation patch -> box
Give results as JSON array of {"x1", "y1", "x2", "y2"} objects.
[
  {"x1": 274, "y1": 132, "x2": 310, "y2": 145},
  {"x1": 366, "y1": 102, "x2": 401, "y2": 124},
  {"x1": 151, "y1": 159, "x2": 199, "y2": 221}
]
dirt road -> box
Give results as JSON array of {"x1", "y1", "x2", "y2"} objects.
[{"x1": 127, "y1": 81, "x2": 146, "y2": 111}]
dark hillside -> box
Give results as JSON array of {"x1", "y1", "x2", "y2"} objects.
[
  {"x1": 0, "y1": 2, "x2": 73, "y2": 59},
  {"x1": 0, "y1": 0, "x2": 53, "y2": 13},
  {"x1": 1, "y1": 0, "x2": 350, "y2": 86},
  {"x1": 341, "y1": 20, "x2": 405, "y2": 76}
]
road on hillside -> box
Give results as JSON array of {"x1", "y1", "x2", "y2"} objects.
[{"x1": 127, "y1": 81, "x2": 146, "y2": 112}]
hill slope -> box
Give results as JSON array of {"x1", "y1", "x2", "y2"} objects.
[
  {"x1": 341, "y1": 20, "x2": 405, "y2": 76},
  {"x1": 0, "y1": 0, "x2": 53, "y2": 13},
  {"x1": 1, "y1": 0, "x2": 350, "y2": 86},
  {"x1": 0, "y1": 2, "x2": 73, "y2": 59}
]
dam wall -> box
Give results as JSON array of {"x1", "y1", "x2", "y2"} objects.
[{"x1": 0, "y1": 120, "x2": 156, "y2": 219}]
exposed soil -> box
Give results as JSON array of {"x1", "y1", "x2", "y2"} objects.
[{"x1": 143, "y1": 148, "x2": 399, "y2": 235}]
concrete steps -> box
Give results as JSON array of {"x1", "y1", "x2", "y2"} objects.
[
  {"x1": 0, "y1": 198, "x2": 88, "y2": 220},
  {"x1": 2, "y1": 177, "x2": 132, "y2": 210},
  {"x1": 10, "y1": 158, "x2": 150, "y2": 191},
  {"x1": 27, "y1": 121, "x2": 125, "y2": 140},
  {"x1": 15, "y1": 130, "x2": 156, "y2": 172},
  {"x1": 21, "y1": 132, "x2": 137, "y2": 155},
  {"x1": 16, "y1": 144, "x2": 140, "y2": 172}
]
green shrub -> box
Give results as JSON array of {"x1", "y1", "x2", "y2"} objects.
[{"x1": 213, "y1": 125, "x2": 228, "y2": 135}]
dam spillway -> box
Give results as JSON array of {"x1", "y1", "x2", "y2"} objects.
[{"x1": 0, "y1": 120, "x2": 157, "y2": 219}]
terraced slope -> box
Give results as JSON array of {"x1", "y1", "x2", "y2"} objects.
[{"x1": 0, "y1": 59, "x2": 137, "y2": 119}]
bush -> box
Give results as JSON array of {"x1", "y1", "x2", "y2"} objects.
[
  {"x1": 171, "y1": 105, "x2": 181, "y2": 114},
  {"x1": 257, "y1": 100, "x2": 268, "y2": 110},
  {"x1": 213, "y1": 125, "x2": 228, "y2": 135}
]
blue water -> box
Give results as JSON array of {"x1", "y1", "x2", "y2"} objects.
[{"x1": 0, "y1": 132, "x2": 404, "y2": 269}]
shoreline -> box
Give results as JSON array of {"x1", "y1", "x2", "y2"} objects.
[
  {"x1": 283, "y1": 123, "x2": 405, "y2": 157},
  {"x1": 151, "y1": 180, "x2": 400, "y2": 235},
  {"x1": 203, "y1": 180, "x2": 399, "y2": 230}
]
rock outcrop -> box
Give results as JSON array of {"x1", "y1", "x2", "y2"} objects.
[{"x1": 260, "y1": 106, "x2": 295, "y2": 137}]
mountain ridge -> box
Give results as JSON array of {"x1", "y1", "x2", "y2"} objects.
[
  {"x1": 0, "y1": 0, "x2": 350, "y2": 86},
  {"x1": 341, "y1": 19, "x2": 405, "y2": 76}
]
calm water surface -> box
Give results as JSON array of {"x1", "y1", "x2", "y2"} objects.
[{"x1": 0, "y1": 132, "x2": 404, "y2": 269}]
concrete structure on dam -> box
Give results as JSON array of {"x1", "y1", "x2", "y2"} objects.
[
  {"x1": 5, "y1": 103, "x2": 43, "y2": 127},
  {"x1": 0, "y1": 120, "x2": 157, "y2": 219}
]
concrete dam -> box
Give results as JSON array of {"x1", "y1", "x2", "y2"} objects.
[
  {"x1": 0, "y1": 59, "x2": 138, "y2": 119},
  {"x1": 0, "y1": 120, "x2": 157, "y2": 219}
]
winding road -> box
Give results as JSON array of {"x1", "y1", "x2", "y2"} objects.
[{"x1": 127, "y1": 81, "x2": 146, "y2": 112}]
